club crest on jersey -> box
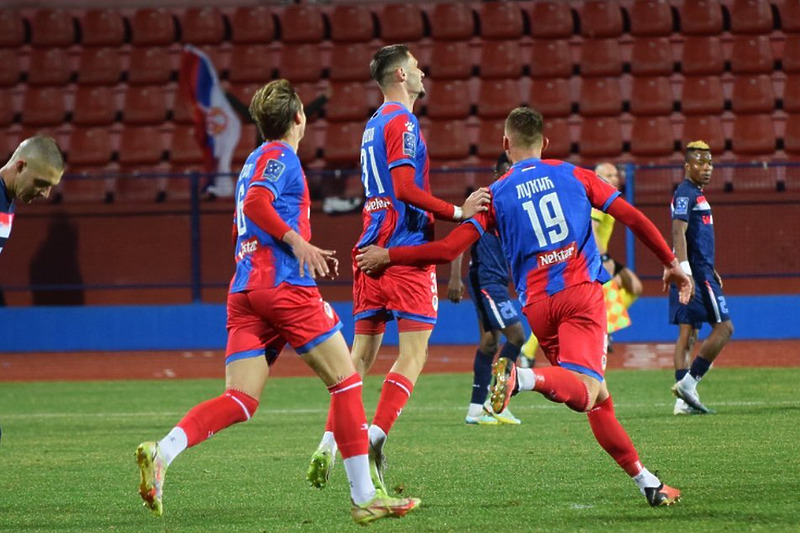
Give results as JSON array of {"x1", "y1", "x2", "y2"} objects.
[
  {"x1": 263, "y1": 159, "x2": 285, "y2": 182},
  {"x1": 403, "y1": 132, "x2": 416, "y2": 157},
  {"x1": 674, "y1": 197, "x2": 689, "y2": 216},
  {"x1": 405, "y1": 121, "x2": 414, "y2": 132}
]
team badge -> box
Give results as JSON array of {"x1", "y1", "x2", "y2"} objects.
[
  {"x1": 263, "y1": 159, "x2": 286, "y2": 182},
  {"x1": 405, "y1": 121, "x2": 415, "y2": 132},
  {"x1": 403, "y1": 132, "x2": 416, "y2": 157},
  {"x1": 674, "y1": 197, "x2": 689, "y2": 216}
]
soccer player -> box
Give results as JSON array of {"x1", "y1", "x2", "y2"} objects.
[
  {"x1": 447, "y1": 153, "x2": 524, "y2": 426},
  {"x1": 356, "y1": 107, "x2": 693, "y2": 507},
  {"x1": 307, "y1": 44, "x2": 489, "y2": 491},
  {"x1": 669, "y1": 141, "x2": 734, "y2": 415},
  {"x1": 0, "y1": 136, "x2": 64, "y2": 254},
  {"x1": 134, "y1": 80, "x2": 420, "y2": 525}
]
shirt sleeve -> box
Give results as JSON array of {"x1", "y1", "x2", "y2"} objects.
[
  {"x1": 573, "y1": 166, "x2": 621, "y2": 212},
  {"x1": 250, "y1": 148, "x2": 294, "y2": 199},
  {"x1": 671, "y1": 188, "x2": 694, "y2": 222},
  {"x1": 384, "y1": 112, "x2": 418, "y2": 171}
]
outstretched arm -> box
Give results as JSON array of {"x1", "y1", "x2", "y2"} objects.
[{"x1": 392, "y1": 165, "x2": 490, "y2": 221}]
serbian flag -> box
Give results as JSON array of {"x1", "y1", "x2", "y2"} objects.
[{"x1": 179, "y1": 45, "x2": 241, "y2": 195}]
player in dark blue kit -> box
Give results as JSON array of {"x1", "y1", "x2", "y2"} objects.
[
  {"x1": 448, "y1": 153, "x2": 525, "y2": 425},
  {"x1": 669, "y1": 141, "x2": 733, "y2": 415}
]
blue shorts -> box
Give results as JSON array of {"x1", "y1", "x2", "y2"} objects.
[
  {"x1": 669, "y1": 276, "x2": 731, "y2": 328},
  {"x1": 466, "y1": 271, "x2": 521, "y2": 332}
]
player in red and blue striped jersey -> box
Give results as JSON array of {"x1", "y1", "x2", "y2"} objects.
[
  {"x1": 669, "y1": 141, "x2": 734, "y2": 415},
  {"x1": 357, "y1": 107, "x2": 693, "y2": 507},
  {"x1": 135, "y1": 80, "x2": 419, "y2": 525},
  {"x1": 0, "y1": 136, "x2": 63, "y2": 255},
  {"x1": 308, "y1": 44, "x2": 489, "y2": 493}
]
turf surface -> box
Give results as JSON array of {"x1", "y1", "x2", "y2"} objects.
[{"x1": 1, "y1": 368, "x2": 798, "y2": 532}]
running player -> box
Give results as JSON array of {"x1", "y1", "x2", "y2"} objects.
[
  {"x1": 447, "y1": 153, "x2": 524, "y2": 425},
  {"x1": 356, "y1": 107, "x2": 692, "y2": 507},
  {"x1": 669, "y1": 141, "x2": 734, "y2": 415},
  {"x1": 0, "y1": 136, "x2": 64, "y2": 254},
  {"x1": 134, "y1": 80, "x2": 419, "y2": 525},
  {"x1": 307, "y1": 44, "x2": 489, "y2": 492}
]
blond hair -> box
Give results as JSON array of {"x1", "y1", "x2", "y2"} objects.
[
  {"x1": 249, "y1": 79, "x2": 302, "y2": 141},
  {"x1": 685, "y1": 140, "x2": 711, "y2": 160}
]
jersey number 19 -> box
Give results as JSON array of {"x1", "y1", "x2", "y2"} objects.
[{"x1": 522, "y1": 192, "x2": 568, "y2": 247}]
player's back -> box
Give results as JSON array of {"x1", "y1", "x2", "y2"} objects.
[
  {"x1": 357, "y1": 102, "x2": 432, "y2": 250},
  {"x1": 488, "y1": 158, "x2": 617, "y2": 303}
]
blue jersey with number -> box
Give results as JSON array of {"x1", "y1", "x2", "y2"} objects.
[
  {"x1": 356, "y1": 102, "x2": 433, "y2": 250},
  {"x1": 230, "y1": 141, "x2": 314, "y2": 292},
  {"x1": 467, "y1": 158, "x2": 620, "y2": 305},
  {"x1": 0, "y1": 179, "x2": 15, "y2": 255},
  {"x1": 671, "y1": 179, "x2": 716, "y2": 279},
  {"x1": 469, "y1": 229, "x2": 510, "y2": 287}
]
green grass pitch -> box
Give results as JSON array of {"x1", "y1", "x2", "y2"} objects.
[{"x1": 1, "y1": 367, "x2": 799, "y2": 532}]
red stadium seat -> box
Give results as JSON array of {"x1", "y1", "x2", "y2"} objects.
[
  {"x1": 529, "y1": 2, "x2": 574, "y2": 39},
  {"x1": 67, "y1": 127, "x2": 113, "y2": 167},
  {"x1": 529, "y1": 78, "x2": 572, "y2": 118},
  {"x1": 76, "y1": 47, "x2": 121, "y2": 86},
  {"x1": 123, "y1": 86, "x2": 167, "y2": 126},
  {"x1": 278, "y1": 44, "x2": 322, "y2": 83},
  {"x1": 680, "y1": 0, "x2": 724, "y2": 35},
  {"x1": 476, "y1": 120, "x2": 505, "y2": 160},
  {"x1": 378, "y1": 4, "x2": 424, "y2": 42},
  {"x1": 529, "y1": 40, "x2": 573, "y2": 78},
  {"x1": 73, "y1": 86, "x2": 117, "y2": 126},
  {"x1": 128, "y1": 48, "x2": 173, "y2": 86},
  {"x1": 682, "y1": 116, "x2": 726, "y2": 154},
  {"x1": 297, "y1": 123, "x2": 319, "y2": 163},
  {"x1": 81, "y1": 9, "x2": 125, "y2": 47},
  {"x1": 681, "y1": 76, "x2": 725, "y2": 115},
  {"x1": 280, "y1": 5, "x2": 325, "y2": 44},
  {"x1": 731, "y1": 114, "x2": 776, "y2": 156},
  {"x1": 681, "y1": 36, "x2": 724, "y2": 76},
  {"x1": 784, "y1": 74, "x2": 800, "y2": 113},
  {"x1": 227, "y1": 83, "x2": 262, "y2": 110},
  {"x1": 579, "y1": 39, "x2": 623, "y2": 77},
  {"x1": 477, "y1": 79, "x2": 522, "y2": 119},
  {"x1": 0, "y1": 49, "x2": 20, "y2": 87},
  {"x1": 323, "y1": 121, "x2": 362, "y2": 165},
  {"x1": 579, "y1": 77, "x2": 622, "y2": 117},
  {"x1": 479, "y1": 41, "x2": 523, "y2": 79},
  {"x1": 0, "y1": 91, "x2": 13, "y2": 127},
  {"x1": 118, "y1": 127, "x2": 165, "y2": 166},
  {"x1": 629, "y1": 0, "x2": 674, "y2": 37},
  {"x1": 329, "y1": 44, "x2": 372, "y2": 82},
  {"x1": 228, "y1": 45, "x2": 273, "y2": 84},
  {"x1": 780, "y1": 0, "x2": 800, "y2": 33},
  {"x1": 27, "y1": 48, "x2": 72, "y2": 86},
  {"x1": 542, "y1": 118, "x2": 572, "y2": 159},
  {"x1": 426, "y1": 80, "x2": 471, "y2": 120},
  {"x1": 730, "y1": 0, "x2": 774, "y2": 34},
  {"x1": 169, "y1": 125, "x2": 204, "y2": 166},
  {"x1": 21, "y1": 87, "x2": 65, "y2": 127},
  {"x1": 130, "y1": 9, "x2": 176, "y2": 46},
  {"x1": 330, "y1": 5, "x2": 374, "y2": 42},
  {"x1": 429, "y1": 41, "x2": 472, "y2": 80},
  {"x1": 731, "y1": 75, "x2": 775, "y2": 114},
  {"x1": 579, "y1": 117, "x2": 623, "y2": 160},
  {"x1": 630, "y1": 116, "x2": 675, "y2": 157},
  {"x1": 326, "y1": 82, "x2": 370, "y2": 122},
  {"x1": 784, "y1": 114, "x2": 800, "y2": 156},
  {"x1": 429, "y1": 2, "x2": 475, "y2": 41},
  {"x1": 479, "y1": 1, "x2": 524, "y2": 39},
  {"x1": 0, "y1": 10, "x2": 25, "y2": 47},
  {"x1": 30, "y1": 9, "x2": 76, "y2": 47},
  {"x1": 426, "y1": 120, "x2": 471, "y2": 160},
  {"x1": 630, "y1": 37, "x2": 674, "y2": 76},
  {"x1": 784, "y1": 35, "x2": 800, "y2": 73},
  {"x1": 580, "y1": 0, "x2": 624, "y2": 38},
  {"x1": 730, "y1": 35, "x2": 774, "y2": 74},
  {"x1": 630, "y1": 76, "x2": 674, "y2": 116},
  {"x1": 234, "y1": 123, "x2": 259, "y2": 165},
  {"x1": 181, "y1": 7, "x2": 226, "y2": 45},
  {"x1": 230, "y1": 6, "x2": 275, "y2": 44}
]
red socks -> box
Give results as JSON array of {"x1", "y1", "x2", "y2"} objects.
[
  {"x1": 372, "y1": 372, "x2": 414, "y2": 435},
  {"x1": 533, "y1": 366, "x2": 591, "y2": 412},
  {"x1": 177, "y1": 388, "x2": 259, "y2": 447},
  {"x1": 327, "y1": 373, "x2": 369, "y2": 459},
  {"x1": 587, "y1": 396, "x2": 643, "y2": 476}
]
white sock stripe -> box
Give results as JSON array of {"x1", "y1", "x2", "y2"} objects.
[
  {"x1": 227, "y1": 393, "x2": 251, "y2": 421},
  {"x1": 704, "y1": 281, "x2": 722, "y2": 323},
  {"x1": 387, "y1": 379, "x2": 411, "y2": 397},
  {"x1": 330, "y1": 381, "x2": 362, "y2": 395}
]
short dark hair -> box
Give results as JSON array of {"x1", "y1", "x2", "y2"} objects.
[
  {"x1": 504, "y1": 107, "x2": 544, "y2": 148},
  {"x1": 249, "y1": 79, "x2": 302, "y2": 141},
  {"x1": 370, "y1": 44, "x2": 410, "y2": 88},
  {"x1": 685, "y1": 140, "x2": 711, "y2": 161}
]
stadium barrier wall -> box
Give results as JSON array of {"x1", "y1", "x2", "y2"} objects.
[{"x1": 1, "y1": 295, "x2": 799, "y2": 353}]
